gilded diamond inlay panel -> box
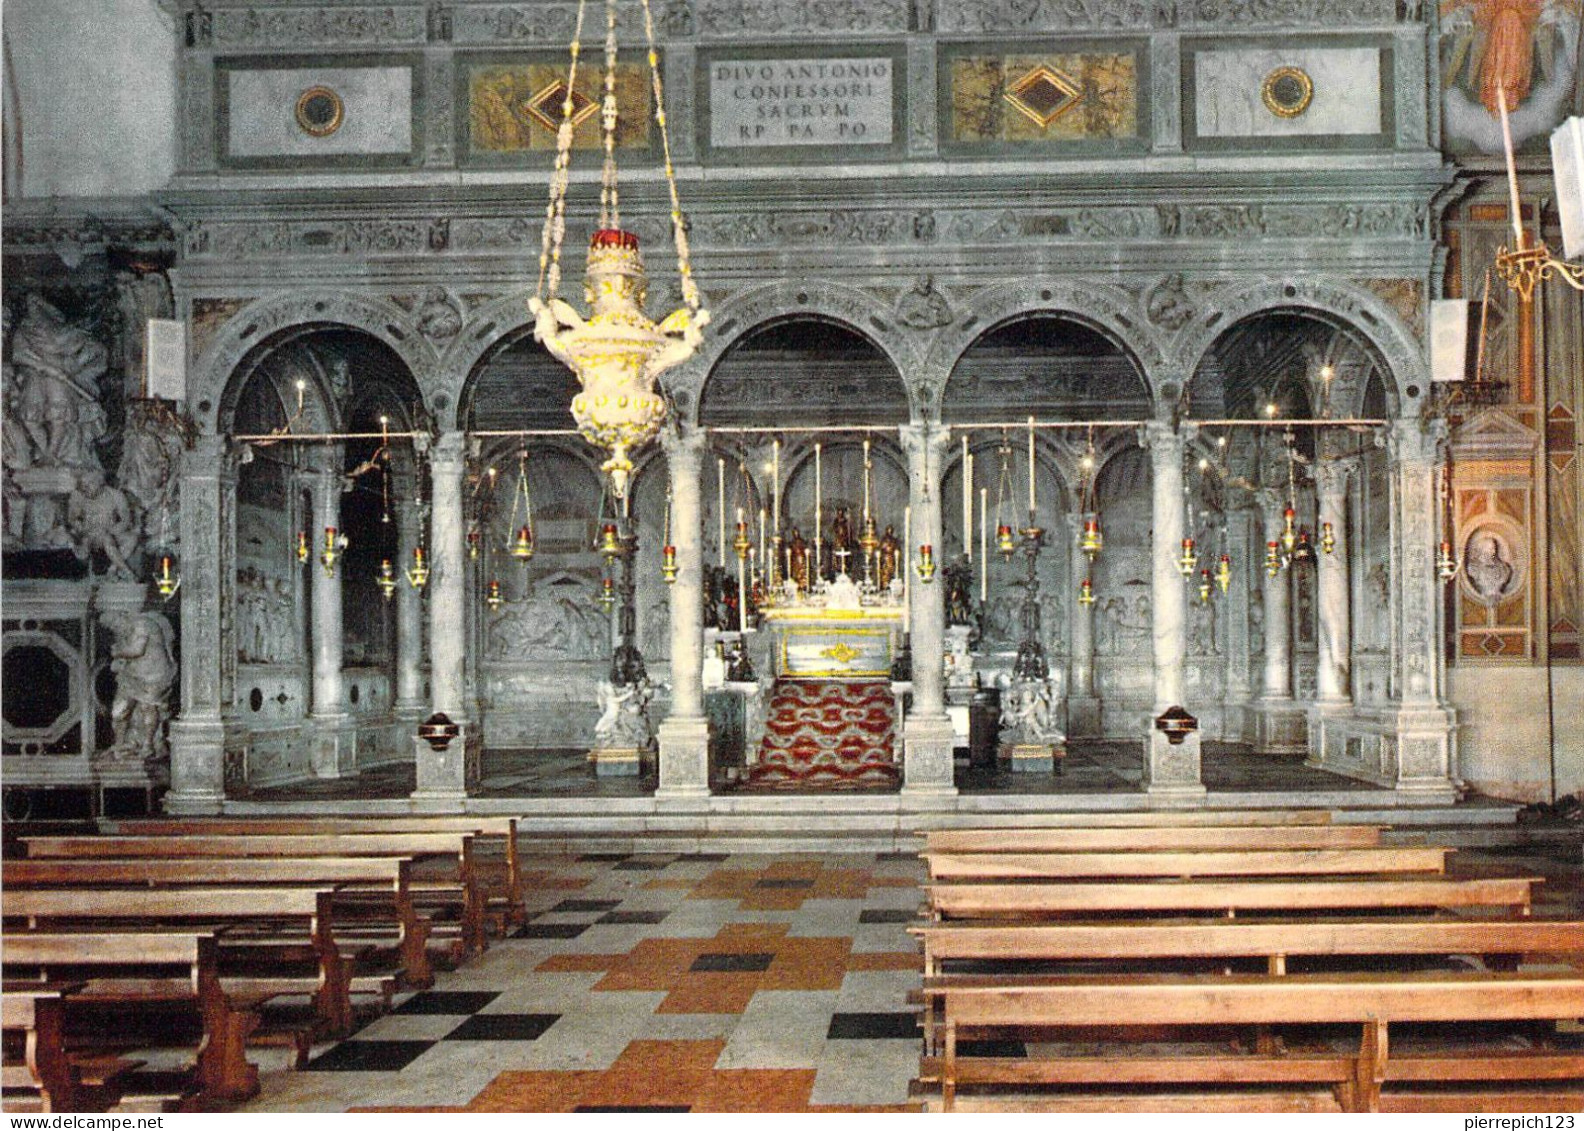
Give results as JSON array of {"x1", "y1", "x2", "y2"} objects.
[{"x1": 1004, "y1": 65, "x2": 1081, "y2": 128}]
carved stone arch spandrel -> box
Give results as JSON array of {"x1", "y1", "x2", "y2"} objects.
[
  {"x1": 435, "y1": 290, "x2": 540, "y2": 431},
  {"x1": 923, "y1": 278, "x2": 1166, "y2": 411},
  {"x1": 670, "y1": 281, "x2": 925, "y2": 426},
  {"x1": 1176, "y1": 277, "x2": 1428, "y2": 419},
  {"x1": 192, "y1": 292, "x2": 438, "y2": 434}
]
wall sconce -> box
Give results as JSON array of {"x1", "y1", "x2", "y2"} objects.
[
  {"x1": 406, "y1": 545, "x2": 429, "y2": 589},
  {"x1": 320, "y1": 526, "x2": 348, "y2": 576},
  {"x1": 376, "y1": 558, "x2": 398, "y2": 601},
  {"x1": 661, "y1": 543, "x2": 679, "y2": 584},
  {"x1": 154, "y1": 554, "x2": 181, "y2": 600},
  {"x1": 916, "y1": 544, "x2": 936, "y2": 583},
  {"x1": 1437, "y1": 540, "x2": 1460, "y2": 582},
  {"x1": 1265, "y1": 540, "x2": 1282, "y2": 578}
]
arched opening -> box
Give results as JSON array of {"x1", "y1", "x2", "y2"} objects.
[{"x1": 943, "y1": 314, "x2": 1150, "y2": 422}]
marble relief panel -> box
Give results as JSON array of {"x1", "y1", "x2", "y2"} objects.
[
  {"x1": 1189, "y1": 44, "x2": 1386, "y2": 142},
  {"x1": 944, "y1": 46, "x2": 1141, "y2": 146}
]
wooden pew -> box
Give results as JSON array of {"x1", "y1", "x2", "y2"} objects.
[
  {"x1": 3, "y1": 932, "x2": 261, "y2": 1104},
  {"x1": 4, "y1": 856, "x2": 436, "y2": 989},
  {"x1": 924, "y1": 875, "x2": 1540, "y2": 921},
  {"x1": 3, "y1": 991, "x2": 90, "y2": 1112},
  {"x1": 921, "y1": 825, "x2": 1383, "y2": 853},
  {"x1": 923, "y1": 846, "x2": 1450, "y2": 881},
  {"x1": 922, "y1": 970, "x2": 1584, "y2": 1112},
  {"x1": 23, "y1": 833, "x2": 487, "y2": 955},
  {"x1": 4, "y1": 887, "x2": 354, "y2": 1042},
  {"x1": 100, "y1": 816, "x2": 525, "y2": 929}
]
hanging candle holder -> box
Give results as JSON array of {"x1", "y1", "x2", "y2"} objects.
[
  {"x1": 733, "y1": 517, "x2": 751, "y2": 562},
  {"x1": 1078, "y1": 429, "x2": 1103, "y2": 561},
  {"x1": 994, "y1": 433, "x2": 1017, "y2": 559},
  {"x1": 1078, "y1": 577, "x2": 1096, "y2": 607},
  {"x1": 598, "y1": 575, "x2": 617, "y2": 612},
  {"x1": 154, "y1": 553, "x2": 181, "y2": 600},
  {"x1": 297, "y1": 530, "x2": 310, "y2": 564},
  {"x1": 511, "y1": 524, "x2": 536, "y2": 561},
  {"x1": 996, "y1": 523, "x2": 1017, "y2": 557},
  {"x1": 1437, "y1": 540, "x2": 1460, "y2": 582},
  {"x1": 1281, "y1": 506, "x2": 1298, "y2": 553},
  {"x1": 1292, "y1": 527, "x2": 1317, "y2": 566},
  {"x1": 1216, "y1": 553, "x2": 1233, "y2": 594},
  {"x1": 1177, "y1": 536, "x2": 1198, "y2": 577},
  {"x1": 376, "y1": 558, "x2": 398, "y2": 601},
  {"x1": 485, "y1": 578, "x2": 505, "y2": 610},
  {"x1": 1320, "y1": 521, "x2": 1336, "y2": 555},
  {"x1": 320, "y1": 527, "x2": 348, "y2": 577},
  {"x1": 661, "y1": 488, "x2": 678, "y2": 584},
  {"x1": 406, "y1": 545, "x2": 430, "y2": 589},
  {"x1": 468, "y1": 525, "x2": 482, "y2": 560},
  {"x1": 1265, "y1": 540, "x2": 1282, "y2": 578},
  {"x1": 1081, "y1": 516, "x2": 1104, "y2": 559},
  {"x1": 916, "y1": 543, "x2": 937, "y2": 583},
  {"x1": 1198, "y1": 568, "x2": 1213, "y2": 604},
  {"x1": 599, "y1": 522, "x2": 623, "y2": 559}
]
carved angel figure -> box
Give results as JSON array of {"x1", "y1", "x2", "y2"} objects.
[
  {"x1": 67, "y1": 467, "x2": 140, "y2": 578},
  {"x1": 99, "y1": 608, "x2": 176, "y2": 764}
]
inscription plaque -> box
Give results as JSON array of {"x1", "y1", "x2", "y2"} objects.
[{"x1": 709, "y1": 58, "x2": 893, "y2": 148}]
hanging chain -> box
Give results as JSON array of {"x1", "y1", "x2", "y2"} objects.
[
  {"x1": 637, "y1": 0, "x2": 702, "y2": 313},
  {"x1": 598, "y1": 0, "x2": 621, "y2": 230},
  {"x1": 536, "y1": 0, "x2": 591, "y2": 303}
]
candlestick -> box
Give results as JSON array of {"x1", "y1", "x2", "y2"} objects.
[
  {"x1": 962, "y1": 437, "x2": 972, "y2": 560},
  {"x1": 814, "y1": 442, "x2": 823, "y2": 581},
  {"x1": 1026, "y1": 415, "x2": 1039, "y2": 516},
  {"x1": 717, "y1": 457, "x2": 726, "y2": 565},
  {"x1": 738, "y1": 553, "x2": 749, "y2": 634},
  {"x1": 862, "y1": 437, "x2": 871, "y2": 524},
  {"x1": 1497, "y1": 85, "x2": 1524, "y2": 245},
  {"x1": 980, "y1": 487, "x2": 988, "y2": 602},
  {"x1": 772, "y1": 439, "x2": 781, "y2": 538},
  {"x1": 759, "y1": 507, "x2": 766, "y2": 571}
]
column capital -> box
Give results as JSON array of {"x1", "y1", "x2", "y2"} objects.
[
  {"x1": 1314, "y1": 458, "x2": 1357, "y2": 499},
  {"x1": 1253, "y1": 486, "x2": 1288, "y2": 526},
  {"x1": 660, "y1": 423, "x2": 707, "y2": 465},
  {"x1": 1138, "y1": 419, "x2": 1194, "y2": 456},
  {"x1": 430, "y1": 429, "x2": 468, "y2": 470},
  {"x1": 1387, "y1": 416, "x2": 1446, "y2": 464},
  {"x1": 898, "y1": 421, "x2": 950, "y2": 463}
]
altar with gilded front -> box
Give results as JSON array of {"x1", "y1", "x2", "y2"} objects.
[{"x1": 758, "y1": 574, "x2": 906, "y2": 680}]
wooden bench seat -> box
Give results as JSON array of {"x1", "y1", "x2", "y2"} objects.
[
  {"x1": 921, "y1": 825, "x2": 1382, "y2": 854},
  {"x1": 924, "y1": 875, "x2": 1539, "y2": 921},
  {"x1": 923, "y1": 970, "x2": 1584, "y2": 1112},
  {"x1": 3, "y1": 887, "x2": 354, "y2": 1041},
  {"x1": 3, "y1": 932, "x2": 262, "y2": 1105},
  {"x1": 23, "y1": 833, "x2": 487, "y2": 956},
  {"x1": 923, "y1": 846, "x2": 1448, "y2": 881},
  {"x1": 1, "y1": 989, "x2": 147, "y2": 1112},
  {"x1": 5, "y1": 856, "x2": 438, "y2": 989},
  {"x1": 100, "y1": 816, "x2": 525, "y2": 929}
]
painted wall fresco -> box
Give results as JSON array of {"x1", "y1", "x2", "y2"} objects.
[
  {"x1": 1440, "y1": 0, "x2": 1581, "y2": 153},
  {"x1": 466, "y1": 62, "x2": 651, "y2": 155},
  {"x1": 947, "y1": 51, "x2": 1139, "y2": 144}
]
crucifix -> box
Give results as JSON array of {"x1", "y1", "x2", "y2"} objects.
[{"x1": 831, "y1": 544, "x2": 853, "y2": 578}]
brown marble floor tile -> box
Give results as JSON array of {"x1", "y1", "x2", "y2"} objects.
[
  {"x1": 586, "y1": 1040, "x2": 724, "y2": 1107},
  {"x1": 466, "y1": 1070, "x2": 603, "y2": 1112},
  {"x1": 692, "y1": 1068, "x2": 818, "y2": 1111},
  {"x1": 657, "y1": 972, "x2": 763, "y2": 1014}
]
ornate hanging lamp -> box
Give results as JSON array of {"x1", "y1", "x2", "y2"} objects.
[
  {"x1": 528, "y1": 0, "x2": 708, "y2": 500},
  {"x1": 508, "y1": 449, "x2": 537, "y2": 562},
  {"x1": 1078, "y1": 429, "x2": 1103, "y2": 560},
  {"x1": 994, "y1": 433, "x2": 1017, "y2": 557},
  {"x1": 661, "y1": 488, "x2": 678, "y2": 583},
  {"x1": 376, "y1": 558, "x2": 399, "y2": 601}
]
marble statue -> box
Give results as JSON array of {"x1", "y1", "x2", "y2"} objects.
[
  {"x1": 788, "y1": 527, "x2": 810, "y2": 591},
  {"x1": 67, "y1": 467, "x2": 140, "y2": 578},
  {"x1": 896, "y1": 274, "x2": 953, "y2": 330},
  {"x1": 1465, "y1": 530, "x2": 1517, "y2": 601},
  {"x1": 593, "y1": 678, "x2": 654, "y2": 750},
  {"x1": 120, "y1": 401, "x2": 187, "y2": 545},
  {"x1": 100, "y1": 608, "x2": 176, "y2": 763},
  {"x1": 8, "y1": 294, "x2": 108, "y2": 470},
  {"x1": 999, "y1": 678, "x2": 1061, "y2": 746},
  {"x1": 877, "y1": 524, "x2": 899, "y2": 590}
]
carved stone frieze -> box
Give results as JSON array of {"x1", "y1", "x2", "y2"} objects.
[
  {"x1": 183, "y1": 219, "x2": 447, "y2": 258},
  {"x1": 936, "y1": 0, "x2": 1152, "y2": 33},
  {"x1": 694, "y1": 0, "x2": 909, "y2": 36},
  {"x1": 209, "y1": 5, "x2": 425, "y2": 46},
  {"x1": 451, "y1": 4, "x2": 629, "y2": 42},
  {"x1": 1163, "y1": 202, "x2": 1428, "y2": 241},
  {"x1": 692, "y1": 209, "x2": 938, "y2": 247},
  {"x1": 1172, "y1": 0, "x2": 1411, "y2": 25}
]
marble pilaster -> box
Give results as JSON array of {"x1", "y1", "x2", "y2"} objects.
[
  {"x1": 1141, "y1": 422, "x2": 1203, "y2": 794},
  {"x1": 900, "y1": 423, "x2": 957, "y2": 800},
  {"x1": 165, "y1": 435, "x2": 235, "y2": 813},
  {"x1": 656, "y1": 427, "x2": 711, "y2": 801},
  {"x1": 308, "y1": 454, "x2": 355, "y2": 778},
  {"x1": 1065, "y1": 514, "x2": 1101, "y2": 737},
  {"x1": 413, "y1": 431, "x2": 477, "y2": 800}
]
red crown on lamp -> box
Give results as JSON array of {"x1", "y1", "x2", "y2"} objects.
[{"x1": 591, "y1": 229, "x2": 641, "y2": 250}]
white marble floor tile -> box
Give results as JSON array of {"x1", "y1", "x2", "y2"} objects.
[{"x1": 715, "y1": 990, "x2": 841, "y2": 1070}]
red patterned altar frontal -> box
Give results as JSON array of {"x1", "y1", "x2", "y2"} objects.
[{"x1": 746, "y1": 681, "x2": 899, "y2": 790}]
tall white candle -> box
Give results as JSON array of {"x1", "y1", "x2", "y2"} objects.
[
  {"x1": 1497, "y1": 85, "x2": 1525, "y2": 245},
  {"x1": 1027, "y1": 415, "x2": 1037, "y2": 516},
  {"x1": 758, "y1": 507, "x2": 766, "y2": 571},
  {"x1": 717, "y1": 457, "x2": 726, "y2": 564},
  {"x1": 903, "y1": 503, "x2": 912, "y2": 633},
  {"x1": 772, "y1": 439, "x2": 781, "y2": 536},
  {"x1": 980, "y1": 487, "x2": 988, "y2": 601},
  {"x1": 961, "y1": 435, "x2": 970, "y2": 558},
  {"x1": 814, "y1": 442, "x2": 823, "y2": 577},
  {"x1": 862, "y1": 437, "x2": 871, "y2": 524}
]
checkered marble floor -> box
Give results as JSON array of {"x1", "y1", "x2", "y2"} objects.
[{"x1": 245, "y1": 851, "x2": 930, "y2": 1113}]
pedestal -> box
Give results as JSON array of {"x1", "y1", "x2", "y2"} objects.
[
  {"x1": 655, "y1": 716, "x2": 711, "y2": 801},
  {"x1": 901, "y1": 715, "x2": 957, "y2": 800},
  {"x1": 1002, "y1": 742, "x2": 1061, "y2": 773},
  {"x1": 411, "y1": 723, "x2": 479, "y2": 802},
  {"x1": 1144, "y1": 728, "x2": 1206, "y2": 796},
  {"x1": 164, "y1": 717, "x2": 228, "y2": 814},
  {"x1": 588, "y1": 747, "x2": 641, "y2": 777},
  {"x1": 312, "y1": 714, "x2": 358, "y2": 779}
]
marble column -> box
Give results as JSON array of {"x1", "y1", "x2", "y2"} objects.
[
  {"x1": 1142, "y1": 421, "x2": 1203, "y2": 794},
  {"x1": 307, "y1": 454, "x2": 355, "y2": 777},
  {"x1": 1383, "y1": 419, "x2": 1457, "y2": 798},
  {"x1": 1222, "y1": 507, "x2": 1255, "y2": 739},
  {"x1": 900, "y1": 423, "x2": 957, "y2": 800},
  {"x1": 1252, "y1": 488, "x2": 1306, "y2": 752},
  {"x1": 413, "y1": 431, "x2": 476, "y2": 800},
  {"x1": 655, "y1": 426, "x2": 711, "y2": 800},
  {"x1": 1066, "y1": 514, "x2": 1101, "y2": 737},
  {"x1": 394, "y1": 496, "x2": 426, "y2": 725},
  {"x1": 1314, "y1": 460, "x2": 1354, "y2": 703},
  {"x1": 165, "y1": 434, "x2": 235, "y2": 813}
]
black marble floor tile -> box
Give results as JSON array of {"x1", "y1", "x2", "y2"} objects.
[
  {"x1": 687, "y1": 852, "x2": 731, "y2": 862},
  {"x1": 826, "y1": 1012, "x2": 919, "y2": 1040},
  {"x1": 753, "y1": 878, "x2": 814, "y2": 890},
  {"x1": 513, "y1": 923, "x2": 589, "y2": 939},
  {"x1": 875, "y1": 852, "x2": 917, "y2": 862},
  {"x1": 858, "y1": 909, "x2": 916, "y2": 924},
  {"x1": 551, "y1": 899, "x2": 623, "y2": 913},
  {"x1": 597, "y1": 909, "x2": 670, "y2": 925},
  {"x1": 690, "y1": 951, "x2": 774, "y2": 973},
  {"x1": 308, "y1": 1040, "x2": 435, "y2": 1072},
  {"x1": 578, "y1": 853, "x2": 631, "y2": 862},
  {"x1": 613, "y1": 857, "x2": 673, "y2": 871},
  {"x1": 444, "y1": 1013, "x2": 560, "y2": 1041},
  {"x1": 393, "y1": 991, "x2": 500, "y2": 1016}
]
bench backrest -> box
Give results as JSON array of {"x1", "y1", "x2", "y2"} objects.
[
  {"x1": 3, "y1": 931, "x2": 215, "y2": 969},
  {"x1": 924, "y1": 847, "x2": 1448, "y2": 881},
  {"x1": 5, "y1": 856, "x2": 411, "y2": 887},
  {"x1": 922, "y1": 826, "x2": 1381, "y2": 853},
  {"x1": 5, "y1": 887, "x2": 334, "y2": 923},
  {"x1": 930, "y1": 971, "x2": 1584, "y2": 1028},
  {"x1": 912, "y1": 917, "x2": 1584, "y2": 963},
  {"x1": 24, "y1": 833, "x2": 473, "y2": 861},
  {"x1": 925, "y1": 876, "x2": 1538, "y2": 918}
]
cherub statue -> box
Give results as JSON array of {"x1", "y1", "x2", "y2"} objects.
[
  {"x1": 529, "y1": 230, "x2": 709, "y2": 497},
  {"x1": 67, "y1": 467, "x2": 140, "y2": 578},
  {"x1": 99, "y1": 608, "x2": 176, "y2": 763}
]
